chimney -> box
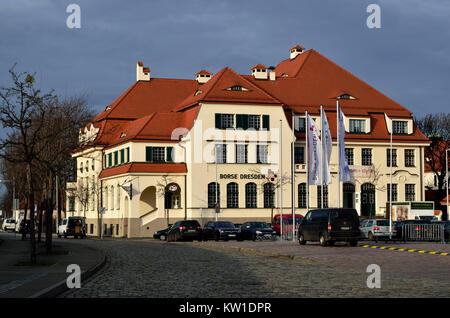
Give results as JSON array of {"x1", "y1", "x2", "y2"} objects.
[
  {"x1": 251, "y1": 64, "x2": 268, "y2": 80},
  {"x1": 196, "y1": 70, "x2": 212, "y2": 84},
  {"x1": 289, "y1": 45, "x2": 305, "y2": 60},
  {"x1": 268, "y1": 66, "x2": 276, "y2": 81},
  {"x1": 136, "y1": 61, "x2": 150, "y2": 81}
]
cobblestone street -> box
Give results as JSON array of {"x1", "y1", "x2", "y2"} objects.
[{"x1": 61, "y1": 238, "x2": 450, "y2": 298}]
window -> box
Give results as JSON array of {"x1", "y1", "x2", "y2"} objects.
[
  {"x1": 405, "y1": 149, "x2": 415, "y2": 167},
  {"x1": 208, "y1": 182, "x2": 220, "y2": 208},
  {"x1": 90, "y1": 224, "x2": 94, "y2": 234},
  {"x1": 405, "y1": 184, "x2": 415, "y2": 201},
  {"x1": 229, "y1": 85, "x2": 244, "y2": 91},
  {"x1": 345, "y1": 148, "x2": 354, "y2": 165},
  {"x1": 248, "y1": 115, "x2": 261, "y2": 130},
  {"x1": 294, "y1": 147, "x2": 305, "y2": 164},
  {"x1": 257, "y1": 145, "x2": 268, "y2": 164},
  {"x1": 298, "y1": 183, "x2": 307, "y2": 208},
  {"x1": 317, "y1": 185, "x2": 328, "y2": 208},
  {"x1": 349, "y1": 119, "x2": 365, "y2": 133},
  {"x1": 264, "y1": 183, "x2": 274, "y2": 208},
  {"x1": 362, "y1": 148, "x2": 372, "y2": 166},
  {"x1": 387, "y1": 149, "x2": 397, "y2": 167},
  {"x1": 215, "y1": 144, "x2": 227, "y2": 163},
  {"x1": 221, "y1": 114, "x2": 234, "y2": 129},
  {"x1": 393, "y1": 121, "x2": 408, "y2": 135},
  {"x1": 387, "y1": 184, "x2": 398, "y2": 202},
  {"x1": 236, "y1": 144, "x2": 248, "y2": 164},
  {"x1": 227, "y1": 183, "x2": 239, "y2": 208},
  {"x1": 245, "y1": 183, "x2": 257, "y2": 208},
  {"x1": 146, "y1": 147, "x2": 165, "y2": 162},
  {"x1": 68, "y1": 197, "x2": 75, "y2": 212},
  {"x1": 297, "y1": 118, "x2": 306, "y2": 132}
]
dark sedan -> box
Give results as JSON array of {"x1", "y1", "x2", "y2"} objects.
[
  {"x1": 167, "y1": 220, "x2": 202, "y2": 242},
  {"x1": 202, "y1": 221, "x2": 239, "y2": 241},
  {"x1": 237, "y1": 222, "x2": 277, "y2": 241},
  {"x1": 153, "y1": 224, "x2": 172, "y2": 241}
]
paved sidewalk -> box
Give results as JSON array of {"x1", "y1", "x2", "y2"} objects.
[{"x1": 0, "y1": 232, "x2": 105, "y2": 298}]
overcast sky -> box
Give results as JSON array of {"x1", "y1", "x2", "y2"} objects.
[{"x1": 1, "y1": 0, "x2": 449, "y2": 119}]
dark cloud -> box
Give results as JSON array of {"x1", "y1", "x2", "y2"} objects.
[{"x1": 0, "y1": 0, "x2": 449, "y2": 116}]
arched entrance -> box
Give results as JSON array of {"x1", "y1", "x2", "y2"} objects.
[
  {"x1": 343, "y1": 183, "x2": 355, "y2": 209},
  {"x1": 361, "y1": 183, "x2": 375, "y2": 217},
  {"x1": 139, "y1": 186, "x2": 157, "y2": 217}
]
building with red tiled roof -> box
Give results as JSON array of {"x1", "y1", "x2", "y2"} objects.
[{"x1": 69, "y1": 45, "x2": 430, "y2": 238}]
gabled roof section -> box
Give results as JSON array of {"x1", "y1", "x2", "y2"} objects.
[
  {"x1": 274, "y1": 49, "x2": 312, "y2": 77},
  {"x1": 175, "y1": 67, "x2": 282, "y2": 111},
  {"x1": 105, "y1": 106, "x2": 200, "y2": 147},
  {"x1": 99, "y1": 162, "x2": 188, "y2": 179},
  {"x1": 93, "y1": 78, "x2": 199, "y2": 122}
]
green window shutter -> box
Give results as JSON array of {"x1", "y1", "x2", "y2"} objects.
[
  {"x1": 262, "y1": 115, "x2": 270, "y2": 130},
  {"x1": 108, "y1": 153, "x2": 112, "y2": 167},
  {"x1": 215, "y1": 113, "x2": 222, "y2": 129},
  {"x1": 243, "y1": 114, "x2": 249, "y2": 130},
  {"x1": 114, "y1": 151, "x2": 118, "y2": 166},
  {"x1": 120, "y1": 149, "x2": 124, "y2": 164},
  {"x1": 166, "y1": 147, "x2": 174, "y2": 162},
  {"x1": 126, "y1": 147, "x2": 130, "y2": 163},
  {"x1": 236, "y1": 114, "x2": 244, "y2": 129},
  {"x1": 146, "y1": 146, "x2": 153, "y2": 162},
  {"x1": 104, "y1": 155, "x2": 107, "y2": 168}
]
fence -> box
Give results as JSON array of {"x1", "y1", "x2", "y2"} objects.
[{"x1": 402, "y1": 224, "x2": 444, "y2": 242}]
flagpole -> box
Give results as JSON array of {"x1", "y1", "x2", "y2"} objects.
[
  {"x1": 389, "y1": 119, "x2": 393, "y2": 239},
  {"x1": 306, "y1": 111, "x2": 309, "y2": 211},
  {"x1": 337, "y1": 99, "x2": 340, "y2": 208},
  {"x1": 279, "y1": 119, "x2": 283, "y2": 241},
  {"x1": 291, "y1": 111, "x2": 296, "y2": 242},
  {"x1": 320, "y1": 105, "x2": 324, "y2": 209}
]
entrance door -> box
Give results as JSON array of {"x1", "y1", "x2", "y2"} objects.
[
  {"x1": 343, "y1": 183, "x2": 355, "y2": 209},
  {"x1": 361, "y1": 183, "x2": 375, "y2": 217}
]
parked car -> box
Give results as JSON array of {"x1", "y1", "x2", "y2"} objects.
[
  {"x1": 167, "y1": 220, "x2": 202, "y2": 242},
  {"x1": 153, "y1": 224, "x2": 172, "y2": 241},
  {"x1": 298, "y1": 208, "x2": 361, "y2": 247},
  {"x1": 360, "y1": 219, "x2": 396, "y2": 241},
  {"x1": 2, "y1": 218, "x2": 16, "y2": 232},
  {"x1": 202, "y1": 221, "x2": 239, "y2": 241},
  {"x1": 237, "y1": 222, "x2": 277, "y2": 241},
  {"x1": 58, "y1": 217, "x2": 87, "y2": 238},
  {"x1": 272, "y1": 214, "x2": 304, "y2": 236}
]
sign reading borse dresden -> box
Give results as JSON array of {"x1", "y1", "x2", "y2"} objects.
[{"x1": 220, "y1": 174, "x2": 266, "y2": 180}]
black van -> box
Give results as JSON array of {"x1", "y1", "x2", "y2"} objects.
[{"x1": 298, "y1": 208, "x2": 361, "y2": 246}]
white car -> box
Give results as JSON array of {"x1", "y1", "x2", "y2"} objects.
[
  {"x1": 57, "y1": 218, "x2": 69, "y2": 238},
  {"x1": 361, "y1": 219, "x2": 396, "y2": 240},
  {"x1": 2, "y1": 218, "x2": 16, "y2": 232}
]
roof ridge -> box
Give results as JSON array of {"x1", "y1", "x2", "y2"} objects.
[{"x1": 293, "y1": 49, "x2": 314, "y2": 77}]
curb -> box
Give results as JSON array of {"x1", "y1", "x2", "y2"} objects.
[
  {"x1": 29, "y1": 253, "x2": 108, "y2": 298},
  {"x1": 361, "y1": 244, "x2": 449, "y2": 256}
]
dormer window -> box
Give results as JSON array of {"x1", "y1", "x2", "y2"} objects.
[
  {"x1": 393, "y1": 120, "x2": 408, "y2": 135},
  {"x1": 227, "y1": 85, "x2": 248, "y2": 91},
  {"x1": 349, "y1": 119, "x2": 366, "y2": 133},
  {"x1": 338, "y1": 94, "x2": 356, "y2": 100},
  {"x1": 120, "y1": 132, "x2": 127, "y2": 138},
  {"x1": 195, "y1": 90, "x2": 203, "y2": 96}
]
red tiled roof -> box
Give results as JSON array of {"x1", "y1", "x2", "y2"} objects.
[
  {"x1": 250, "y1": 64, "x2": 268, "y2": 70},
  {"x1": 196, "y1": 70, "x2": 212, "y2": 76},
  {"x1": 99, "y1": 162, "x2": 187, "y2": 179},
  {"x1": 175, "y1": 67, "x2": 282, "y2": 111},
  {"x1": 290, "y1": 44, "x2": 305, "y2": 51}
]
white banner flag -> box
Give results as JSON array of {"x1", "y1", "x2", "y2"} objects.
[
  {"x1": 307, "y1": 114, "x2": 321, "y2": 185},
  {"x1": 338, "y1": 104, "x2": 351, "y2": 181},
  {"x1": 321, "y1": 107, "x2": 332, "y2": 184}
]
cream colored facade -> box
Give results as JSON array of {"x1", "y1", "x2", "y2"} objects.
[{"x1": 68, "y1": 101, "x2": 428, "y2": 238}]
